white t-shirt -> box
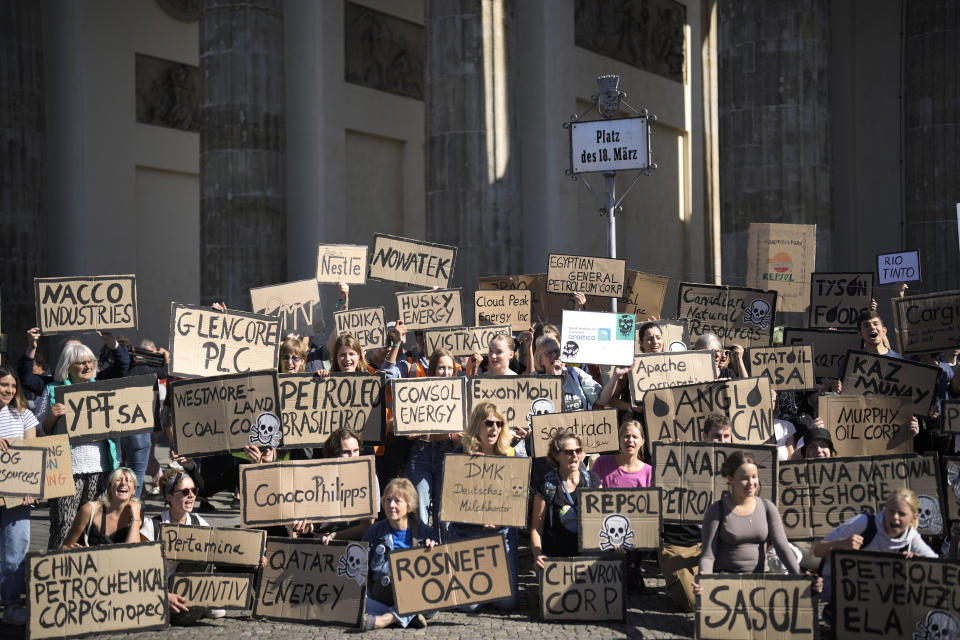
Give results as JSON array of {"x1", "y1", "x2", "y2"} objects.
[
  {"x1": 140, "y1": 509, "x2": 211, "y2": 578},
  {"x1": 0, "y1": 404, "x2": 39, "y2": 440},
  {"x1": 773, "y1": 419, "x2": 796, "y2": 461}
]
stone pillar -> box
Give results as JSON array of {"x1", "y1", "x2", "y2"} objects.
[
  {"x1": 717, "y1": 0, "x2": 831, "y2": 280},
  {"x1": 904, "y1": 0, "x2": 960, "y2": 293},
  {"x1": 199, "y1": 0, "x2": 285, "y2": 307},
  {"x1": 0, "y1": 1, "x2": 46, "y2": 357},
  {"x1": 425, "y1": 0, "x2": 522, "y2": 317}
]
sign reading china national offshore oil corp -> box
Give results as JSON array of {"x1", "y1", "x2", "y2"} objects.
[
  {"x1": 439, "y1": 454, "x2": 531, "y2": 528},
  {"x1": 278, "y1": 372, "x2": 385, "y2": 447},
  {"x1": 547, "y1": 254, "x2": 626, "y2": 298},
  {"x1": 677, "y1": 283, "x2": 776, "y2": 347},
  {"x1": 367, "y1": 233, "x2": 457, "y2": 289},
  {"x1": 892, "y1": 289, "x2": 960, "y2": 355},
  {"x1": 746, "y1": 222, "x2": 817, "y2": 314},
  {"x1": 570, "y1": 117, "x2": 650, "y2": 174},
  {"x1": 54, "y1": 375, "x2": 159, "y2": 444},
  {"x1": 391, "y1": 376, "x2": 467, "y2": 435},
  {"x1": 169, "y1": 303, "x2": 280, "y2": 378},
  {"x1": 34, "y1": 275, "x2": 138, "y2": 335}
]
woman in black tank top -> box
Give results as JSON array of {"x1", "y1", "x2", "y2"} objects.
[{"x1": 61, "y1": 467, "x2": 142, "y2": 548}]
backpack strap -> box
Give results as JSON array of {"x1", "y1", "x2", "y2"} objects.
[
  {"x1": 542, "y1": 472, "x2": 559, "y2": 529},
  {"x1": 861, "y1": 513, "x2": 878, "y2": 548}
]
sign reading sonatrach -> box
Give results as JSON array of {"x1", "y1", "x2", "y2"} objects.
[
  {"x1": 578, "y1": 488, "x2": 661, "y2": 552},
  {"x1": 439, "y1": 454, "x2": 531, "y2": 528},
  {"x1": 423, "y1": 324, "x2": 512, "y2": 357},
  {"x1": 818, "y1": 395, "x2": 914, "y2": 457},
  {"x1": 278, "y1": 372, "x2": 385, "y2": 447},
  {"x1": 529, "y1": 409, "x2": 618, "y2": 458},
  {"x1": 467, "y1": 375, "x2": 563, "y2": 436},
  {"x1": 808, "y1": 272, "x2": 874, "y2": 329},
  {"x1": 697, "y1": 574, "x2": 817, "y2": 640},
  {"x1": 391, "y1": 377, "x2": 466, "y2": 435},
  {"x1": 677, "y1": 283, "x2": 776, "y2": 347},
  {"x1": 157, "y1": 523, "x2": 266, "y2": 567},
  {"x1": 316, "y1": 243, "x2": 368, "y2": 284},
  {"x1": 368, "y1": 233, "x2": 457, "y2": 288},
  {"x1": 628, "y1": 351, "x2": 717, "y2": 403},
  {"x1": 54, "y1": 375, "x2": 158, "y2": 444},
  {"x1": 546, "y1": 254, "x2": 626, "y2": 298},
  {"x1": 745, "y1": 345, "x2": 815, "y2": 391},
  {"x1": 396, "y1": 288, "x2": 462, "y2": 330},
  {"x1": 169, "y1": 302, "x2": 280, "y2": 378},
  {"x1": 840, "y1": 350, "x2": 941, "y2": 414},
  {"x1": 782, "y1": 327, "x2": 860, "y2": 380},
  {"x1": 892, "y1": 289, "x2": 960, "y2": 355},
  {"x1": 539, "y1": 557, "x2": 625, "y2": 621},
  {"x1": 333, "y1": 307, "x2": 386, "y2": 351},
  {"x1": 34, "y1": 275, "x2": 138, "y2": 335},
  {"x1": 250, "y1": 279, "x2": 324, "y2": 335},
  {"x1": 474, "y1": 289, "x2": 532, "y2": 331}
]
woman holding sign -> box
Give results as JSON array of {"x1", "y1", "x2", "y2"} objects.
[{"x1": 534, "y1": 336, "x2": 602, "y2": 413}]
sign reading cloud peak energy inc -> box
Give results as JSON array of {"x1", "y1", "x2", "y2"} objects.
[
  {"x1": 169, "y1": 303, "x2": 280, "y2": 378},
  {"x1": 547, "y1": 254, "x2": 626, "y2": 298},
  {"x1": 367, "y1": 233, "x2": 457, "y2": 288},
  {"x1": 559, "y1": 310, "x2": 635, "y2": 366},
  {"x1": 677, "y1": 282, "x2": 776, "y2": 347},
  {"x1": 474, "y1": 289, "x2": 532, "y2": 331},
  {"x1": 35, "y1": 275, "x2": 138, "y2": 335},
  {"x1": 570, "y1": 117, "x2": 650, "y2": 173}
]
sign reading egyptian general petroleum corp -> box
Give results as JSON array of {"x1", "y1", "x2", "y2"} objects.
[{"x1": 570, "y1": 118, "x2": 650, "y2": 174}]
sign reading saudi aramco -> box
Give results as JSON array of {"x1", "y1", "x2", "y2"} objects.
[{"x1": 570, "y1": 118, "x2": 651, "y2": 174}]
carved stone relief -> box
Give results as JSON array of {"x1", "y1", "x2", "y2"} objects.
[
  {"x1": 135, "y1": 53, "x2": 200, "y2": 132},
  {"x1": 344, "y1": 1, "x2": 425, "y2": 101}
]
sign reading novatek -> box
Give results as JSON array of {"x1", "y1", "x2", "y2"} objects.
[
  {"x1": 570, "y1": 117, "x2": 650, "y2": 174},
  {"x1": 367, "y1": 234, "x2": 457, "y2": 289}
]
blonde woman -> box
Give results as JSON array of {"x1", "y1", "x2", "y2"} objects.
[{"x1": 62, "y1": 467, "x2": 141, "y2": 548}]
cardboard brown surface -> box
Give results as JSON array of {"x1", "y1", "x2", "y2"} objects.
[
  {"x1": 628, "y1": 351, "x2": 718, "y2": 403},
  {"x1": 170, "y1": 370, "x2": 280, "y2": 458},
  {"x1": 423, "y1": 324, "x2": 513, "y2": 357},
  {"x1": 34, "y1": 275, "x2": 138, "y2": 335},
  {"x1": 477, "y1": 273, "x2": 607, "y2": 324},
  {"x1": 169, "y1": 303, "x2": 280, "y2": 378},
  {"x1": 396, "y1": 288, "x2": 462, "y2": 330},
  {"x1": 391, "y1": 376, "x2": 466, "y2": 435},
  {"x1": 697, "y1": 574, "x2": 817, "y2": 640},
  {"x1": 156, "y1": 523, "x2": 266, "y2": 567},
  {"x1": 546, "y1": 254, "x2": 626, "y2": 298},
  {"x1": 278, "y1": 372, "x2": 385, "y2": 447},
  {"x1": 539, "y1": 557, "x2": 625, "y2": 621},
  {"x1": 746, "y1": 222, "x2": 817, "y2": 314},
  {"x1": 653, "y1": 319, "x2": 692, "y2": 352},
  {"x1": 367, "y1": 233, "x2": 457, "y2": 288},
  {"x1": 781, "y1": 327, "x2": 860, "y2": 380},
  {"x1": 840, "y1": 350, "x2": 941, "y2": 414},
  {"x1": 943, "y1": 456, "x2": 960, "y2": 521},
  {"x1": 808, "y1": 272, "x2": 874, "y2": 328},
  {"x1": 745, "y1": 345, "x2": 816, "y2": 391},
  {"x1": 250, "y1": 279, "x2": 324, "y2": 336},
  {"x1": 892, "y1": 289, "x2": 960, "y2": 355},
  {"x1": 316, "y1": 243, "x2": 368, "y2": 284},
  {"x1": 943, "y1": 400, "x2": 960, "y2": 434},
  {"x1": 0, "y1": 444, "x2": 45, "y2": 497},
  {"x1": 253, "y1": 538, "x2": 368, "y2": 626},
  {"x1": 54, "y1": 375, "x2": 158, "y2": 444},
  {"x1": 239, "y1": 457, "x2": 377, "y2": 527},
  {"x1": 168, "y1": 573, "x2": 253, "y2": 609},
  {"x1": 578, "y1": 488, "x2": 661, "y2": 552},
  {"x1": 653, "y1": 442, "x2": 778, "y2": 523},
  {"x1": 819, "y1": 395, "x2": 914, "y2": 457},
  {"x1": 467, "y1": 375, "x2": 563, "y2": 435},
  {"x1": 474, "y1": 289, "x2": 532, "y2": 331},
  {"x1": 26, "y1": 542, "x2": 167, "y2": 640},
  {"x1": 529, "y1": 409, "x2": 618, "y2": 458},
  {"x1": 619, "y1": 270, "x2": 669, "y2": 320},
  {"x1": 643, "y1": 377, "x2": 775, "y2": 445},
  {"x1": 390, "y1": 534, "x2": 513, "y2": 615},
  {"x1": 439, "y1": 454, "x2": 531, "y2": 528},
  {"x1": 0, "y1": 434, "x2": 72, "y2": 507},
  {"x1": 677, "y1": 283, "x2": 777, "y2": 347},
  {"x1": 333, "y1": 306, "x2": 386, "y2": 351},
  {"x1": 777, "y1": 454, "x2": 944, "y2": 540}
]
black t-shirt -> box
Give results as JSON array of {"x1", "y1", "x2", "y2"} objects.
[
  {"x1": 537, "y1": 468, "x2": 600, "y2": 557},
  {"x1": 662, "y1": 522, "x2": 702, "y2": 547}
]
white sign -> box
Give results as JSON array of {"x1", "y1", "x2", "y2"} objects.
[
  {"x1": 559, "y1": 310, "x2": 635, "y2": 366},
  {"x1": 571, "y1": 118, "x2": 650, "y2": 174},
  {"x1": 877, "y1": 250, "x2": 921, "y2": 285}
]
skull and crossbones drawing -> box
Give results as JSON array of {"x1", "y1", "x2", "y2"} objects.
[
  {"x1": 742, "y1": 299, "x2": 771, "y2": 329},
  {"x1": 917, "y1": 495, "x2": 943, "y2": 534},
  {"x1": 249, "y1": 412, "x2": 282, "y2": 448},
  {"x1": 598, "y1": 514, "x2": 635, "y2": 551},
  {"x1": 562, "y1": 340, "x2": 580, "y2": 359},
  {"x1": 336, "y1": 543, "x2": 368, "y2": 586},
  {"x1": 913, "y1": 609, "x2": 960, "y2": 640},
  {"x1": 526, "y1": 398, "x2": 555, "y2": 428},
  {"x1": 947, "y1": 463, "x2": 960, "y2": 502}
]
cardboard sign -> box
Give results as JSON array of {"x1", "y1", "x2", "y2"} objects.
[
  {"x1": 467, "y1": 375, "x2": 563, "y2": 435},
  {"x1": 943, "y1": 456, "x2": 960, "y2": 521},
  {"x1": 396, "y1": 288, "x2": 462, "y2": 330},
  {"x1": 239, "y1": 456, "x2": 377, "y2": 527},
  {"x1": 391, "y1": 376, "x2": 466, "y2": 435},
  {"x1": 697, "y1": 574, "x2": 817, "y2": 640},
  {"x1": 0, "y1": 434, "x2": 73, "y2": 508},
  {"x1": 943, "y1": 400, "x2": 960, "y2": 434},
  {"x1": 27, "y1": 542, "x2": 167, "y2": 639},
  {"x1": 655, "y1": 318, "x2": 691, "y2": 352},
  {"x1": 54, "y1": 375, "x2": 158, "y2": 444},
  {"x1": 0, "y1": 444, "x2": 45, "y2": 497},
  {"x1": 819, "y1": 395, "x2": 915, "y2": 456},
  {"x1": 619, "y1": 269, "x2": 669, "y2": 320},
  {"x1": 529, "y1": 409, "x2": 619, "y2": 458},
  {"x1": 169, "y1": 303, "x2": 280, "y2": 378},
  {"x1": 333, "y1": 306, "x2": 386, "y2": 351},
  {"x1": 578, "y1": 487, "x2": 661, "y2": 552},
  {"x1": 831, "y1": 551, "x2": 960, "y2": 640},
  {"x1": 643, "y1": 377, "x2": 775, "y2": 444},
  {"x1": 439, "y1": 454, "x2": 531, "y2": 528},
  {"x1": 677, "y1": 283, "x2": 777, "y2": 347},
  {"x1": 278, "y1": 372, "x2": 385, "y2": 447},
  {"x1": 474, "y1": 289, "x2": 532, "y2": 331},
  {"x1": 546, "y1": 254, "x2": 626, "y2": 298},
  {"x1": 877, "y1": 249, "x2": 921, "y2": 285},
  {"x1": 808, "y1": 272, "x2": 874, "y2": 328},
  {"x1": 390, "y1": 534, "x2": 514, "y2": 615},
  {"x1": 892, "y1": 289, "x2": 960, "y2": 355},
  {"x1": 250, "y1": 279, "x2": 324, "y2": 336},
  {"x1": 168, "y1": 573, "x2": 253, "y2": 610},
  {"x1": 840, "y1": 350, "x2": 941, "y2": 414},
  {"x1": 368, "y1": 233, "x2": 457, "y2": 288},
  {"x1": 34, "y1": 275, "x2": 138, "y2": 335},
  {"x1": 170, "y1": 370, "x2": 280, "y2": 458},
  {"x1": 156, "y1": 523, "x2": 266, "y2": 567},
  {"x1": 539, "y1": 557, "x2": 625, "y2": 621},
  {"x1": 745, "y1": 345, "x2": 815, "y2": 391},
  {"x1": 746, "y1": 222, "x2": 818, "y2": 314},
  {"x1": 653, "y1": 442, "x2": 778, "y2": 523},
  {"x1": 782, "y1": 327, "x2": 860, "y2": 380},
  {"x1": 254, "y1": 538, "x2": 368, "y2": 626},
  {"x1": 777, "y1": 454, "x2": 944, "y2": 540},
  {"x1": 478, "y1": 273, "x2": 606, "y2": 324},
  {"x1": 628, "y1": 351, "x2": 717, "y2": 403},
  {"x1": 423, "y1": 324, "x2": 512, "y2": 357},
  {"x1": 559, "y1": 310, "x2": 636, "y2": 366},
  {"x1": 316, "y1": 243, "x2": 368, "y2": 284}
]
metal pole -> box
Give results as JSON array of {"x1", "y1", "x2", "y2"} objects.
[{"x1": 604, "y1": 171, "x2": 617, "y2": 313}]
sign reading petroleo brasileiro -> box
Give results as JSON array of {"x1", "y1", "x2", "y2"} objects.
[{"x1": 570, "y1": 117, "x2": 650, "y2": 174}]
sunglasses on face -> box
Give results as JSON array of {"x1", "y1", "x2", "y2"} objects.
[
  {"x1": 561, "y1": 448, "x2": 583, "y2": 456},
  {"x1": 484, "y1": 419, "x2": 503, "y2": 428},
  {"x1": 76, "y1": 361, "x2": 96, "y2": 369},
  {"x1": 174, "y1": 487, "x2": 197, "y2": 496}
]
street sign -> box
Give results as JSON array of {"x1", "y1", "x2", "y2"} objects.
[{"x1": 570, "y1": 117, "x2": 650, "y2": 174}]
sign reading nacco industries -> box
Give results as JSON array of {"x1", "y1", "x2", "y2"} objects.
[{"x1": 571, "y1": 118, "x2": 650, "y2": 174}]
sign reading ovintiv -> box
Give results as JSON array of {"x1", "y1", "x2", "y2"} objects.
[{"x1": 570, "y1": 118, "x2": 650, "y2": 174}]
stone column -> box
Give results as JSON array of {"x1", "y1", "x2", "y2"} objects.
[
  {"x1": 904, "y1": 0, "x2": 960, "y2": 293},
  {"x1": 0, "y1": 1, "x2": 46, "y2": 357},
  {"x1": 199, "y1": 0, "x2": 285, "y2": 307},
  {"x1": 717, "y1": 0, "x2": 831, "y2": 279},
  {"x1": 425, "y1": 0, "x2": 522, "y2": 317}
]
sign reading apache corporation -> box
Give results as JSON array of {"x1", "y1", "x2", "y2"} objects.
[{"x1": 570, "y1": 117, "x2": 650, "y2": 174}]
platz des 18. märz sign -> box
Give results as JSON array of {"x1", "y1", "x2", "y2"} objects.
[{"x1": 570, "y1": 118, "x2": 650, "y2": 174}]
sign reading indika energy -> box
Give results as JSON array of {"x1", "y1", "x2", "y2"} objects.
[{"x1": 570, "y1": 117, "x2": 650, "y2": 174}]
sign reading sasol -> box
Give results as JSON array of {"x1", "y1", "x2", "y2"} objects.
[{"x1": 571, "y1": 118, "x2": 650, "y2": 174}]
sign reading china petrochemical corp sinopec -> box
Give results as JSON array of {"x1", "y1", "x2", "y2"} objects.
[{"x1": 571, "y1": 118, "x2": 650, "y2": 174}]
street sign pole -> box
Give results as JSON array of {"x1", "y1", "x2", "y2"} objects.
[{"x1": 604, "y1": 171, "x2": 617, "y2": 312}]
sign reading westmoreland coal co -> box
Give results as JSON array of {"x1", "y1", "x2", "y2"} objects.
[
  {"x1": 54, "y1": 375, "x2": 159, "y2": 444},
  {"x1": 539, "y1": 556, "x2": 626, "y2": 622},
  {"x1": 697, "y1": 574, "x2": 817, "y2": 640},
  {"x1": 34, "y1": 275, "x2": 138, "y2": 335},
  {"x1": 570, "y1": 117, "x2": 650, "y2": 174},
  {"x1": 892, "y1": 289, "x2": 960, "y2": 355}
]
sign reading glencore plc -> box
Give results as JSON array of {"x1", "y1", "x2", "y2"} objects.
[{"x1": 570, "y1": 117, "x2": 650, "y2": 174}]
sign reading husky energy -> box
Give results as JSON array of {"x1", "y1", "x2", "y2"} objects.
[
  {"x1": 35, "y1": 275, "x2": 138, "y2": 335},
  {"x1": 396, "y1": 288, "x2": 462, "y2": 330}
]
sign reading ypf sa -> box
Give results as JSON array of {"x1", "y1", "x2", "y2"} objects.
[{"x1": 570, "y1": 118, "x2": 651, "y2": 174}]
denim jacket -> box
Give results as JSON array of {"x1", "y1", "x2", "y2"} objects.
[{"x1": 362, "y1": 517, "x2": 438, "y2": 603}]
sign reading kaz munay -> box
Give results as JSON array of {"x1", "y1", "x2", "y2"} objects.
[{"x1": 570, "y1": 117, "x2": 650, "y2": 173}]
